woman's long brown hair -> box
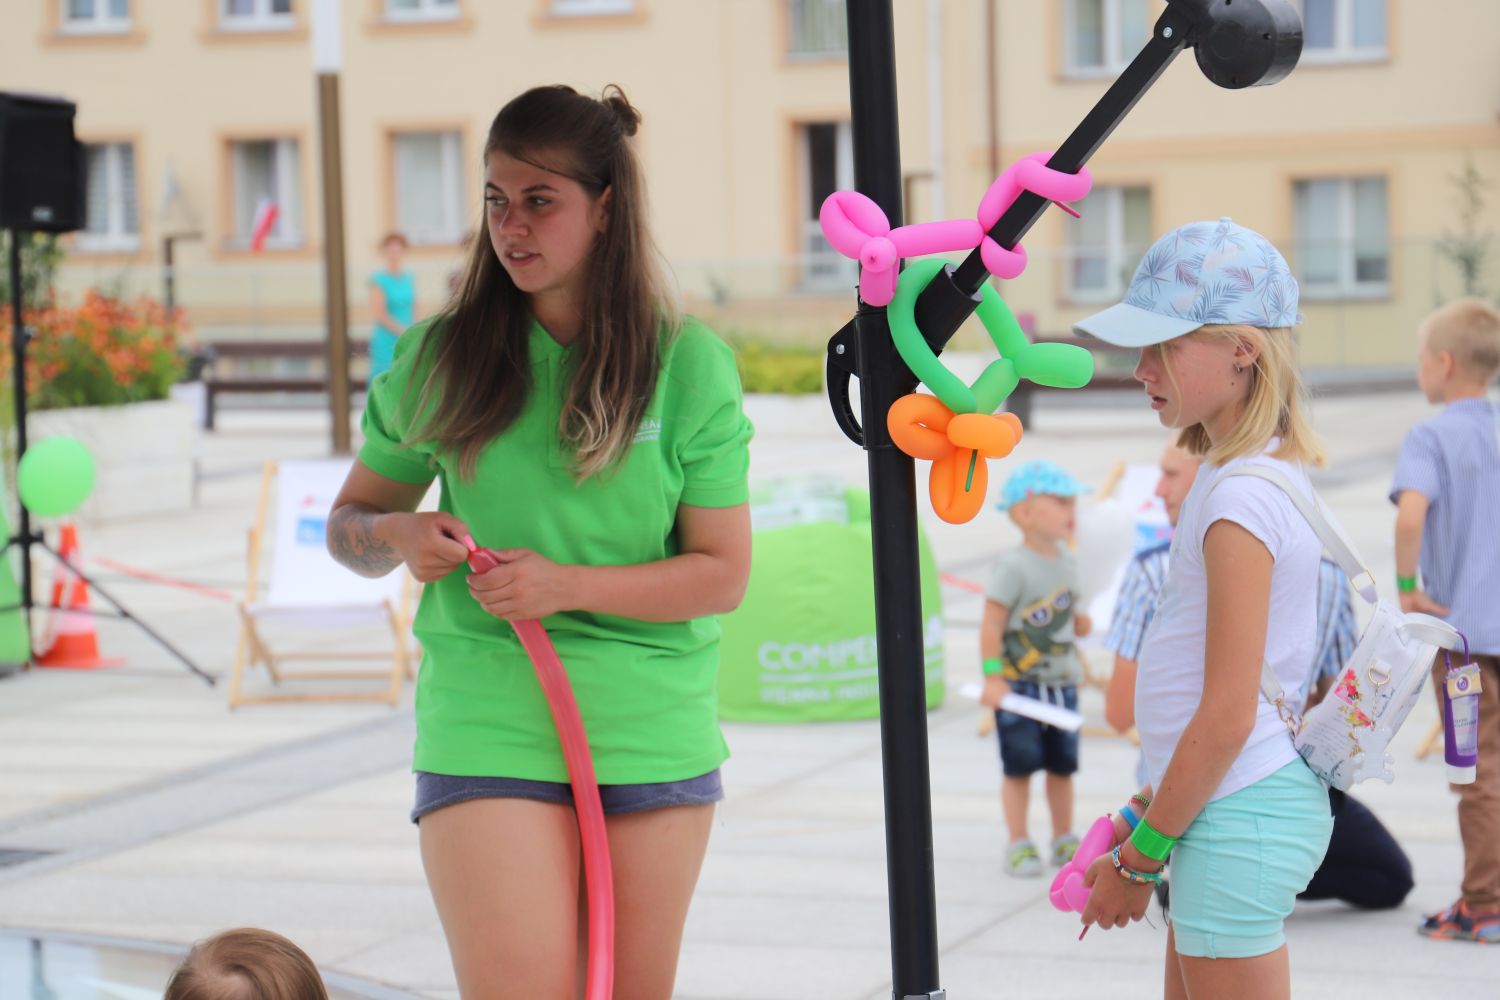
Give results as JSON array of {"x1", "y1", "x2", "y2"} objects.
[{"x1": 409, "y1": 84, "x2": 675, "y2": 481}]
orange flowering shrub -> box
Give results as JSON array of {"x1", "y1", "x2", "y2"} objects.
[{"x1": 1, "y1": 291, "x2": 188, "y2": 411}]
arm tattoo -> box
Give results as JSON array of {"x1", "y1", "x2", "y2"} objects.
[{"x1": 328, "y1": 503, "x2": 401, "y2": 578}]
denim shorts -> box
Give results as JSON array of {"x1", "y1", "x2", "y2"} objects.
[
  {"x1": 1169, "y1": 759, "x2": 1334, "y2": 959},
  {"x1": 411, "y1": 768, "x2": 724, "y2": 824},
  {"x1": 994, "y1": 682, "x2": 1079, "y2": 778}
]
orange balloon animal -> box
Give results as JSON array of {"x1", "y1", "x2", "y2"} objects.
[{"x1": 886, "y1": 394, "x2": 1024, "y2": 524}]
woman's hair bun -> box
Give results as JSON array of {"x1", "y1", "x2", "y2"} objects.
[{"x1": 601, "y1": 84, "x2": 641, "y2": 138}]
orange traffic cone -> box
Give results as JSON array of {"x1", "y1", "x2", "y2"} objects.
[{"x1": 36, "y1": 522, "x2": 124, "y2": 670}]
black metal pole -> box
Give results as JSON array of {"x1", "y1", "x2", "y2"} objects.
[
  {"x1": 163, "y1": 235, "x2": 175, "y2": 316},
  {"x1": 8, "y1": 231, "x2": 35, "y2": 636},
  {"x1": 317, "y1": 71, "x2": 352, "y2": 455},
  {"x1": 845, "y1": 4, "x2": 944, "y2": 997},
  {"x1": 911, "y1": 9, "x2": 1192, "y2": 354}
]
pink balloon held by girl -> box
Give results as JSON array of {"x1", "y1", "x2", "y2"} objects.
[
  {"x1": 325, "y1": 84, "x2": 753, "y2": 999},
  {"x1": 1070, "y1": 219, "x2": 1335, "y2": 999}
]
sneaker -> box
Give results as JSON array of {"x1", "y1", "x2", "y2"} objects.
[
  {"x1": 1418, "y1": 900, "x2": 1500, "y2": 943},
  {"x1": 1006, "y1": 840, "x2": 1043, "y2": 878},
  {"x1": 1050, "y1": 833, "x2": 1081, "y2": 867}
]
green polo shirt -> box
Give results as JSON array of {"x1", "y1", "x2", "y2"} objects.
[{"x1": 359, "y1": 315, "x2": 753, "y2": 783}]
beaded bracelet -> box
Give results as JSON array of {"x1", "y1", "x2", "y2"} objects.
[
  {"x1": 1110, "y1": 844, "x2": 1164, "y2": 886},
  {"x1": 1129, "y1": 792, "x2": 1152, "y2": 811}
]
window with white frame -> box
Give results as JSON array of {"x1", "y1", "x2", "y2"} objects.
[
  {"x1": 384, "y1": 0, "x2": 457, "y2": 21},
  {"x1": 1066, "y1": 185, "x2": 1152, "y2": 301},
  {"x1": 1294, "y1": 177, "x2": 1389, "y2": 297},
  {"x1": 220, "y1": 0, "x2": 293, "y2": 30},
  {"x1": 788, "y1": 0, "x2": 846, "y2": 58},
  {"x1": 548, "y1": 0, "x2": 634, "y2": 16},
  {"x1": 1298, "y1": 0, "x2": 1386, "y2": 62},
  {"x1": 79, "y1": 142, "x2": 139, "y2": 251},
  {"x1": 800, "y1": 121, "x2": 856, "y2": 292},
  {"x1": 231, "y1": 138, "x2": 303, "y2": 248},
  {"x1": 61, "y1": 0, "x2": 131, "y2": 33},
  {"x1": 393, "y1": 131, "x2": 465, "y2": 245},
  {"x1": 1064, "y1": 0, "x2": 1151, "y2": 78}
]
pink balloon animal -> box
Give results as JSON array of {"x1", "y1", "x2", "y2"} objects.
[
  {"x1": 1049, "y1": 814, "x2": 1116, "y2": 914},
  {"x1": 817, "y1": 152, "x2": 1094, "y2": 306}
]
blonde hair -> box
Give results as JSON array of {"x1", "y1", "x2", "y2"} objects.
[
  {"x1": 165, "y1": 928, "x2": 328, "y2": 1000},
  {"x1": 1421, "y1": 297, "x2": 1500, "y2": 383},
  {"x1": 1170, "y1": 324, "x2": 1326, "y2": 468}
]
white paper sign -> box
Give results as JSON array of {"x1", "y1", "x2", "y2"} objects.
[{"x1": 959, "y1": 682, "x2": 1085, "y2": 731}]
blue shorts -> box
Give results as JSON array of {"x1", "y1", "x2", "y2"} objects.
[
  {"x1": 994, "y1": 682, "x2": 1079, "y2": 778},
  {"x1": 1169, "y1": 759, "x2": 1334, "y2": 959},
  {"x1": 411, "y1": 768, "x2": 723, "y2": 824}
]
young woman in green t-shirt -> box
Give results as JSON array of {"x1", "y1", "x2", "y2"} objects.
[{"x1": 327, "y1": 85, "x2": 752, "y2": 999}]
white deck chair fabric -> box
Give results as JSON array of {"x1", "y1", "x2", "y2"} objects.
[{"x1": 251, "y1": 459, "x2": 404, "y2": 622}]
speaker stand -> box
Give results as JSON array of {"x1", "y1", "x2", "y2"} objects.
[{"x1": 3, "y1": 229, "x2": 214, "y2": 685}]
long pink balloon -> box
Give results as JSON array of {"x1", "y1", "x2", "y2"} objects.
[
  {"x1": 465, "y1": 538, "x2": 615, "y2": 1000},
  {"x1": 978, "y1": 153, "x2": 1094, "y2": 280}
]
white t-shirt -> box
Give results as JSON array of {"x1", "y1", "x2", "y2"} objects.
[{"x1": 1135, "y1": 443, "x2": 1321, "y2": 801}]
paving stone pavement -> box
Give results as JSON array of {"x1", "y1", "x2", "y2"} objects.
[{"x1": 1, "y1": 378, "x2": 1491, "y2": 998}]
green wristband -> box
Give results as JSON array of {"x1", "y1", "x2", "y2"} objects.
[
  {"x1": 982, "y1": 657, "x2": 1004, "y2": 677},
  {"x1": 1129, "y1": 818, "x2": 1179, "y2": 862},
  {"x1": 1396, "y1": 575, "x2": 1418, "y2": 593}
]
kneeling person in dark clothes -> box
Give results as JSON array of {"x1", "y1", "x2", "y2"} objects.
[{"x1": 1296, "y1": 670, "x2": 1414, "y2": 910}]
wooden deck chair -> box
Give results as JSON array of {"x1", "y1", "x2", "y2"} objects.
[
  {"x1": 228, "y1": 459, "x2": 417, "y2": 708},
  {"x1": 1415, "y1": 718, "x2": 1444, "y2": 760}
]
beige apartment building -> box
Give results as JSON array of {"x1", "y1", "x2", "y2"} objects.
[{"x1": 3, "y1": 0, "x2": 1498, "y2": 368}]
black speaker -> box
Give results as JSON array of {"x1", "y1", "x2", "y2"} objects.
[{"x1": 0, "y1": 91, "x2": 85, "y2": 234}]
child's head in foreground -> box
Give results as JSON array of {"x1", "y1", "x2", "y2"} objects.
[
  {"x1": 1416, "y1": 296, "x2": 1500, "y2": 403},
  {"x1": 165, "y1": 928, "x2": 329, "y2": 1000}
]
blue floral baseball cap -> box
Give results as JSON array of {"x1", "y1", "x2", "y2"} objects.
[
  {"x1": 1073, "y1": 218, "x2": 1302, "y2": 348},
  {"x1": 995, "y1": 460, "x2": 1091, "y2": 512}
]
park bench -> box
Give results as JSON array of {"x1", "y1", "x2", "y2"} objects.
[
  {"x1": 202, "y1": 340, "x2": 368, "y2": 430},
  {"x1": 1007, "y1": 334, "x2": 1140, "y2": 428}
]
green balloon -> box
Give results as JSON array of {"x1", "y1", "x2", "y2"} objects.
[
  {"x1": 886, "y1": 257, "x2": 1096, "y2": 414},
  {"x1": 1016, "y1": 341, "x2": 1095, "y2": 388},
  {"x1": 17, "y1": 436, "x2": 97, "y2": 517}
]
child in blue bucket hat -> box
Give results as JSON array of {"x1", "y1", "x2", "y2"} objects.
[
  {"x1": 981, "y1": 459, "x2": 1093, "y2": 877},
  {"x1": 1071, "y1": 219, "x2": 1334, "y2": 995}
]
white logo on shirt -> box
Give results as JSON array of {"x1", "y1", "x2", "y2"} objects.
[{"x1": 634, "y1": 418, "x2": 662, "y2": 443}]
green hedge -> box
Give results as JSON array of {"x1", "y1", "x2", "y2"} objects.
[{"x1": 731, "y1": 339, "x2": 824, "y2": 395}]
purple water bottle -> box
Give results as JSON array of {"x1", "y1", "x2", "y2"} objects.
[{"x1": 1443, "y1": 638, "x2": 1480, "y2": 785}]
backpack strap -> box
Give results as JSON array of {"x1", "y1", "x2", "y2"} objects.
[
  {"x1": 1197, "y1": 465, "x2": 1377, "y2": 605},
  {"x1": 1196, "y1": 465, "x2": 1464, "y2": 719},
  {"x1": 1194, "y1": 465, "x2": 1374, "y2": 724}
]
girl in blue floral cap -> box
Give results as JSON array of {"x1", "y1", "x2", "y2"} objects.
[{"x1": 1071, "y1": 219, "x2": 1333, "y2": 999}]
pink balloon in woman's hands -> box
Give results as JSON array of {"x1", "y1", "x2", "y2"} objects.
[{"x1": 1049, "y1": 814, "x2": 1116, "y2": 915}]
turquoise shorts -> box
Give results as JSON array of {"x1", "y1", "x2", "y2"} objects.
[{"x1": 1168, "y1": 759, "x2": 1333, "y2": 959}]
